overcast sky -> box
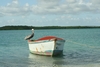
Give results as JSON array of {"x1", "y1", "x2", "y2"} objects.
[{"x1": 0, "y1": 0, "x2": 100, "y2": 26}]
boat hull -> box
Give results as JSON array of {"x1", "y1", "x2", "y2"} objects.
[{"x1": 28, "y1": 39, "x2": 65, "y2": 56}]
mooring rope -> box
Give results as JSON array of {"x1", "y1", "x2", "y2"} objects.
[{"x1": 66, "y1": 40, "x2": 100, "y2": 50}]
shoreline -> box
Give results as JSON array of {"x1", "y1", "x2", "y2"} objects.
[{"x1": 0, "y1": 26, "x2": 100, "y2": 30}]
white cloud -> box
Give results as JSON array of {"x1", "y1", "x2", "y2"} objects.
[
  {"x1": 0, "y1": 0, "x2": 100, "y2": 17},
  {"x1": 31, "y1": 0, "x2": 96, "y2": 14},
  {"x1": 37, "y1": 0, "x2": 60, "y2": 7},
  {"x1": 25, "y1": 3, "x2": 29, "y2": 7},
  {"x1": 66, "y1": 0, "x2": 77, "y2": 3},
  {"x1": 42, "y1": 16, "x2": 46, "y2": 19},
  {"x1": 13, "y1": 0, "x2": 18, "y2": 4},
  {"x1": 8, "y1": 19, "x2": 15, "y2": 22},
  {"x1": 0, "y1": 0, "x2": 31, "y2": 16},
  {"x1": 7, "y1": 0, "x2": 19, "y2": 7},
  {"x1": 91, "y1": 0, "x2": 100, "y2": 4}
]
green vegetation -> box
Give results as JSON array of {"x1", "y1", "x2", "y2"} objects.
[{"x1": 0, "y1": 26, "x2": 100, "y2": 30}]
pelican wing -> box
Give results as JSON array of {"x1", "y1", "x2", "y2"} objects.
[{"x1": 25, "y1": 33, "x2": 34, "y2": 40}]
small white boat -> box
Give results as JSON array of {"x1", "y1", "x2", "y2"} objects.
[
  {"x1": 25, "y1": 29, "x2": 65, "y2": 56},
  {"x1": 28, "y1": 36, "x2": 65, "y2": 56}
]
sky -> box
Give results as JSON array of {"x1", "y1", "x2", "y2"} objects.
[{"x1": 0, "y1": 0, "x2": 100, "y2": 27}]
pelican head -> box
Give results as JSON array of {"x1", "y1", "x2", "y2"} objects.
[{"x1": 32, "y1": 29, "x2": 34, "y2": 33}]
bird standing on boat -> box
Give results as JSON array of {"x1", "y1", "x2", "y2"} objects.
[{"x1": 25, "y1": 29, "x2": 34, "y2": 40}]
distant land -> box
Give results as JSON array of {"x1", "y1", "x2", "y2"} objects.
[{"x1": 0, "y1": 26, "x2": 100, "y2": 30}]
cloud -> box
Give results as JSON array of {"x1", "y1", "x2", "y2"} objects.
[
  {"x1": 0, "y1": 0, "x2": 100, "y2": 17},
  {"x1": 0, "y1": 0, "x2": 31, "y2": 16},
  {"x1": 32, "y1": 0, "x2": 100, "y2": 14},
  {"x1": 91, "y1": 0, "x2": 100, "y2": 4},
  {"x1": 37, "y1": 0, "x2": 60, "y2": 7},
  {"x1": 7, "y1": 0, "x2": 19, "y2": 7},
  {"x1": 90, "y1": 0, "x2": 100, "y2": 12}
]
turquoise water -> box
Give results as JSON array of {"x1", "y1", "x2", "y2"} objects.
[{"x1": 0, "y1": 29, "x2": 100, "y2": 67}]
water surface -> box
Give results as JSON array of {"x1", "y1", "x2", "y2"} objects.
[{"x1": 0, "y1": 29, "x2": 100, "y2": 67}]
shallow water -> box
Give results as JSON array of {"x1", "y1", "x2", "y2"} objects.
[{"x1": 0, "y1": 29, "x2": 100, "y2": 67}]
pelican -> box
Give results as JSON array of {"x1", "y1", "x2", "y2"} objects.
[{"x1": 25, "y1": 29, "x2": 34, "y2": 40}]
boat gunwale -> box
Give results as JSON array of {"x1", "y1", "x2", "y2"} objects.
[{"x1": 28, "y1": 38, "x2": 65, "y2": 44}]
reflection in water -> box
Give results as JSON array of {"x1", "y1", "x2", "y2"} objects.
[
  {"x1": 28, "y1": 53, "x2": 66, "y2": 67},
  {"x1": 28, "y1": 52, "x2": 100, "y2": 67}
]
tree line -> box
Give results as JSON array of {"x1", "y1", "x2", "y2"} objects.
[{"x1": 0, "y1": 26, "x2": 100, "y2": 30}]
